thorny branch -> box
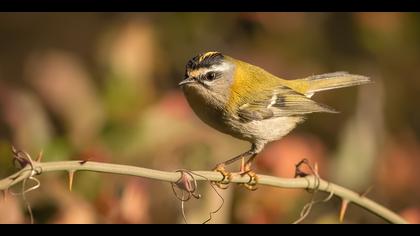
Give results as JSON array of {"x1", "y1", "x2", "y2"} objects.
[{"x1": 0, "y1": 149, "x2": 408, "y2": 224}]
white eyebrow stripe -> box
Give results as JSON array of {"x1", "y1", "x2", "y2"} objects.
[
  {"x1": 215, "y1": 61, "x2": 236, "y2": 73},
  {"x1": 188, "y1": 62, "x2": 231, "y2": 78},
  {"x1": 210, "y1": 62, "x2": 230, "y2": 71}
]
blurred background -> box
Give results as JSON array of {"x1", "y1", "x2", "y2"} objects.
[{"x1": 1, "y1": 12, "x2": 420, "y2": 224}]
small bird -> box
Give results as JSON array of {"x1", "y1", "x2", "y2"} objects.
[{"x1": 179, "y1": 51, "x2": 370, "y2": 189}]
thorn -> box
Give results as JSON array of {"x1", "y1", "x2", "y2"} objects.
[
  {"x1": 1, "y1": 190, "x2": 6, "y2": 202},
  {"x1": 11, "y1": 145, "x2": 17, "y2": 154},
  {"x1": 35, "y1": 149, "x2": 44, "y2": 162},
  {"x1": 360, "y1": 185, "x2": 373, "y2": 198},
  {"x1": 79, "y1": 157, "x2": 91, "y2": 165},
  {"x1": 339, "y1": 199, "x2": 350, "y2": 223},
  {"x1": 68, "y1": 170, "x2": 75, "y2": 192}
]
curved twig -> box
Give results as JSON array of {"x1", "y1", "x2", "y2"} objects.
[{"x1": 0, "y1": 160, "x2": 407, "y2": 224}]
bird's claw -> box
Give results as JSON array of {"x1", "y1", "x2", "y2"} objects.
[
  {"x1": 212, "y1": 164, "x2": 232, "y2": 189},
  {"x1": 239, "y1": 169, "x2": 258, "y2": 191}
]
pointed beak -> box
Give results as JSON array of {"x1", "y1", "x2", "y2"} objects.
[{"x1": 178, "y1": 77, "x2": 195, "y2": 86}]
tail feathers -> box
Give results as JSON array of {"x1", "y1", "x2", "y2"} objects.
[{"x1": 297, "y1": 72, "x2": 371, "y2": 97}]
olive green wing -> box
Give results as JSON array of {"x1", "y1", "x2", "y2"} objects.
[{"x1": 236, "y1": 86, "x2": 337, "y2": 123}]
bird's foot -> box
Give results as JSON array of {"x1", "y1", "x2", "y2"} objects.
[
  {"x1": 212, "y1": 163, "x2": 232, "y2": 189},
  {"x1": 239, "y1": 159, "x2": 258, "y2": 191},
  {"x1": 239, "y1": 170, "x2": 258, "y2": 191}
]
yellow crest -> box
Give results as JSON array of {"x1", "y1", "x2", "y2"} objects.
[{"x1": 199, "y1": 51, "x2": 220, "y2": 63}]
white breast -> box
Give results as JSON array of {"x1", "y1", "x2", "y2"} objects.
[{"x1": 228, "y1": 116, "x2": 304, "y2": 143}]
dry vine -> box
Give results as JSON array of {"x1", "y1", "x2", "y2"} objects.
[
  {"x1": 292, "y1": 159, "x2": 334, "y2": 223},
  {"x1": 171, "y1": 169, "x2": 224, "y2": 224}
]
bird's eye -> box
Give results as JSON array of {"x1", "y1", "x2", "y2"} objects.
[{"x1": 206, "y1": 72, "x2": 216, "y2": 81}]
